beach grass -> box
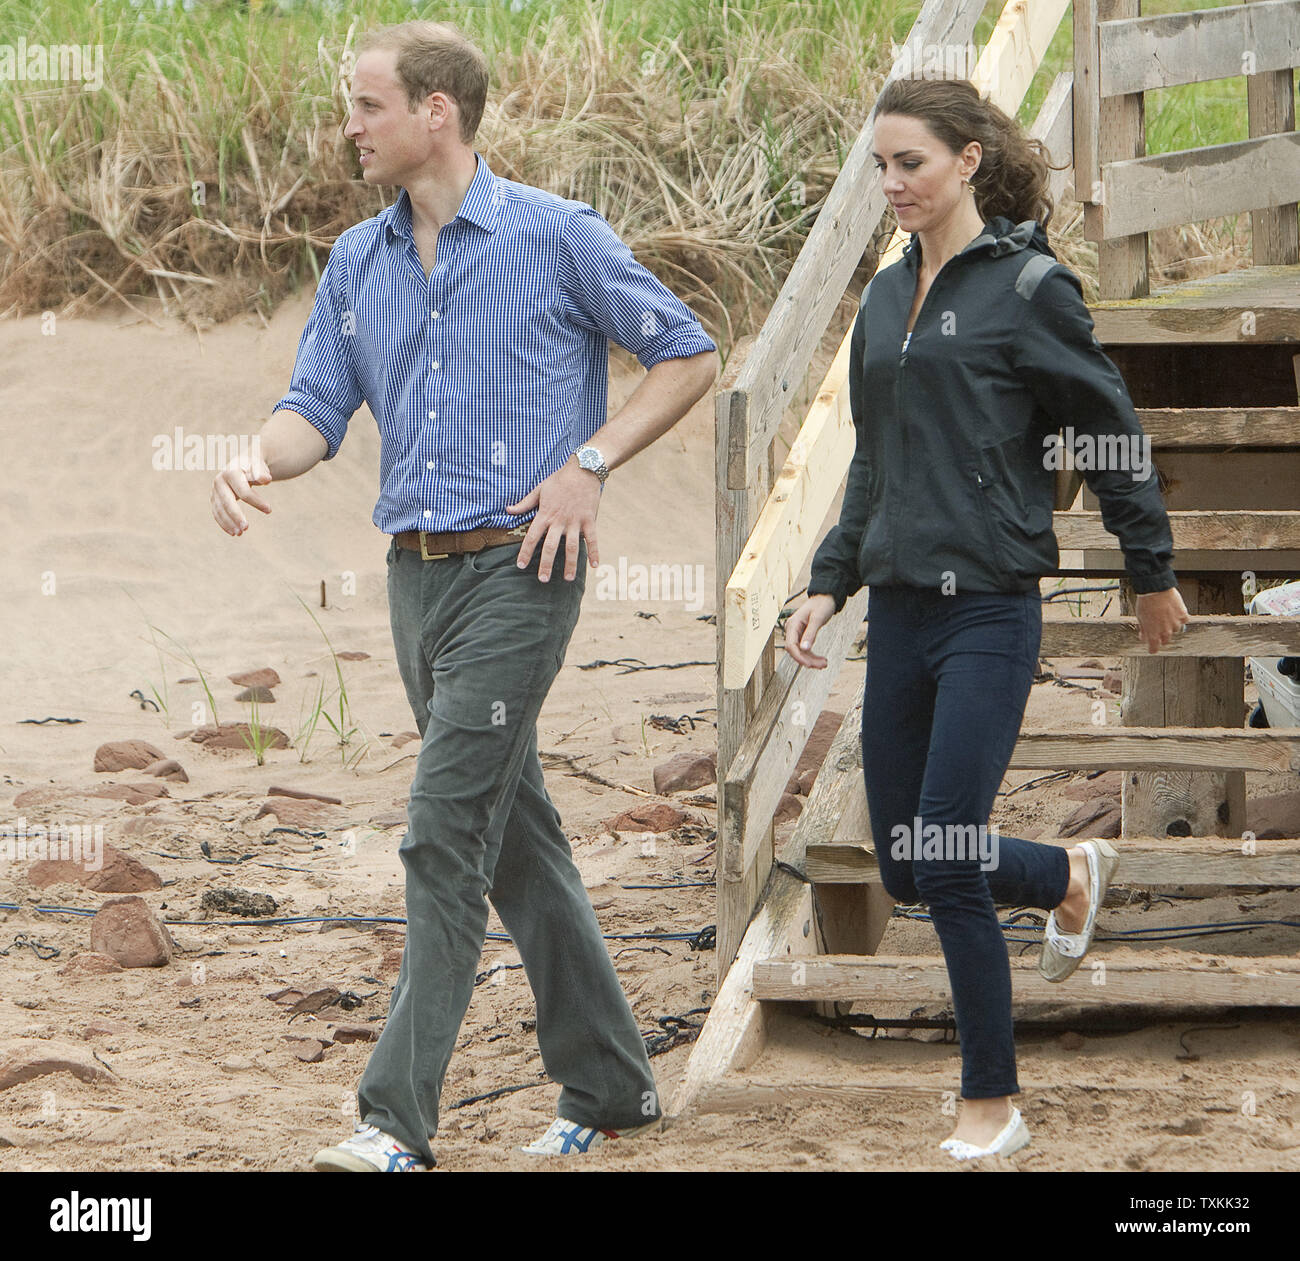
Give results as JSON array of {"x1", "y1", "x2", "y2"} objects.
[{"x1": 0, "y1": 0, "x2": 1267, "y2": 345}]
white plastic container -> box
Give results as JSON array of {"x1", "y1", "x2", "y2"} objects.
[{"x1": 1248, "y1": 580, "x2": 1300, "y2": 728}]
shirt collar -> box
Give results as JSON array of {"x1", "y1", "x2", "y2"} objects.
[{"x1": 382, "y1": 152, "x2": 501, "y2": 243}]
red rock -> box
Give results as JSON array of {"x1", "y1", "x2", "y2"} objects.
[
  {"x1": 607, "y1": 802, "x2": 700, "y2": 834},
  {"x1": 329, "y1": 1023, "x2": 378, "y2": 1044},
  {"x1": 391, "y1": 731, "x2": 421, "y2": 748},
  {"x1": 93, "y1": 740, "x2": 166, "y2": 773},
  {"x1": 57, "y1": 952, "x2": 125, "y2": 978},
  {"x1": 0, "y1": 1045, "x2": 116, "y2": 1091},
  {"x1": 182, "y1": 723, "x2": 289, "y2": 751},
  {"x1": 289, "y1": 1039, "x2": 327, "y2": 1062},
  {"x1": 266, "y1": 986, "x2": 340, "y2": 1014},
  {"x1": 774, "y1": 792, "x2": 803, "y2": 824},
  {"x1": 652, "y1": 751, "x2": 716, "y2": 794},
  {"x1": 228, "y1": 668, "x2": 281, "y2": 688},
  {"x1": 142, "y1": 758, "x2": 188, "y2": 782},
  {"x1": 792, "y1": 710, "x2": 844, "y2": 781},
  {"x1": 1056, "y1": 798, "x2": 1122, "y2": 839},
  {"x1": 235, "y1": 686, "x2": 275, "y2": 703},
  {"x1": 89, "y1": 896, "x2": 174, "y2": 968},
  {"x1": 254, "y1": 798, "x2": 334, "y2": 828},
  {"x1": 85, "y1": 783, "x2": 169, "y2": 804},
  {"x1": 336, "y1": 651, "x2": 370, "y2": 661},
  {"x1": 29, "y1": 843, "x2": 162, "y2": 893}
]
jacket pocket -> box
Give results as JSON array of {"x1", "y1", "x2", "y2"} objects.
[{"x1": 970, "y1": 463, "x2": 1012, "y2": 576}]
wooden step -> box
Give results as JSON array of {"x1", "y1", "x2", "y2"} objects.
[
  {"x1": 1009, "y1": 728, "x2": 1300, "y2": 773},
  {"x1": 752, "y1": 953, "x2": 1300, "y2": 1006},
  {"x1": 1054, "y1": 509, "x2": 1300, "y2": 551},
  {"x1": 1038, "y1": 614, "x2": 1300, "y2": 657},
  {"x1": 1135, "y1": 406, "x2": 1300, "y2": 448},
  {"x1": 805, "y1": 839, "x2": 1300, "y2": 887}
]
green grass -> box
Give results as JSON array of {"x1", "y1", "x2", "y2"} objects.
[{"x1": 0, "y1": 0, "x2": 1276, "y2": 343}]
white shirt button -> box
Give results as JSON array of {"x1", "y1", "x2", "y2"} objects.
[
  {"x1": 423, "y1": 510, "x2": 431, "y2": 519},
  {"x1": 430, "y1": 310, "x2": 439, "y2": 319},
  {"x1": 431, "y1": 361, "x2": 440, "y2": 371},
  {"x1": 428, "y1": 410, "x2": 436, "y2": 420},
  {"x1": 426, "y1": 460, "x2": 434, "y2": 470}
]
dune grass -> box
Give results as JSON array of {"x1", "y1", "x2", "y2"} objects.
[{"x1": 0, "y1": 0, "x2": 1270, "y2": 346}]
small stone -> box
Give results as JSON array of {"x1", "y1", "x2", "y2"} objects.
[
  {"x1": 329, "y1": 1023, "x2": 378, "y2": 1044},
  {"x1": 29, "y1": 843, "x2": 162, "y2": 894},
  {"x1": 1056, "y1": 798, "x2": 1121, "y2": 839},
  {"x1": 1058, "y1": 1031, "x2": 1086, "y2": 1051},
  {"x1": 0, "y1": 1045, "x2": 116, "y2": 1091},
  {"x1": 228, "y1": 668, "x2": 281, "y2": 689},
  {"x1": 235, "y1": 686, "x2": 275, "y2": 703},
  {"x1": 93, "y1": 740, "x2": 166, "y2": 773},
  {"x1": 336, "y1": 651, "x2": 370, "y2": 661},
  {"x1": 652, "y1": 751, "x2": 717, "y2": 794},
  {"x1": 607, "y1": 803, "x2": 700, "y2": 834},
  {"x1": 58, "y1": 953, "x2": 125, "y2": 979},
  {"x1": 391, "y1": 731, "x2": 421, "y2": 748},
  {"x1": 199, "y1": 888, "x2": 278, "y2": 918},
  {"x1": 183, "y1": 723, "x2": 289, "y2": 751},
  {"x1": 89, "y1": 896, "x2": 174, "y2": 968},
  {"x1": 774, "y1": 792, "x2": 803, "y2": 824},
  {"x1": 218, "y1": 1055, "x2": 256, "y2": 1072},
  {"x1": 141, "y1": 758, "x2": 188, "y2": 782}
]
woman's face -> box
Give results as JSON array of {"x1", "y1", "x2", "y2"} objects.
[{"x1": 872, "y1": 113, "x2": 980, "y2": 235}]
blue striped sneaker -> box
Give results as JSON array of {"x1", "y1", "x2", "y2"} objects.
[
  {"x1": 520, "y1": 1117, "x2": 661, "y2": 1156},
  {"x1": 312, "y1": 1122, "x2": 431, "y2": 1172}
]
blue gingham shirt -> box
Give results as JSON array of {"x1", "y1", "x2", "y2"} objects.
[{"x1": 273, "y1": 152, "x2": 717, "y2": 533}]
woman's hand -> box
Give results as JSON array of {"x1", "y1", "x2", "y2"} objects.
[
  {"x1": 785, "y1": 593, "x2": 838, "y2": 668},
  {"x1": 1135, "y1": 586, "x2": 1189, "y2": 653}
]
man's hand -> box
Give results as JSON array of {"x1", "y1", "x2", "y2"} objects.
[
  {"x1": 506, "y1": 458, "x2": 601, "y2": 582},
  {"x1": 212, "y1": 452, "x2": 273, "y2": 536},
  {"x1": 1135, "y1": 586, "x2": 1190, "y2": 653},
  {"x1": 784, "y1": 593, "x2": 838, "y2": 668}
]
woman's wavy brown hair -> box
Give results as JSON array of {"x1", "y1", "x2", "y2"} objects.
[{"x1": 874, "y1": 77, "x2": 1063, "y2": 228}]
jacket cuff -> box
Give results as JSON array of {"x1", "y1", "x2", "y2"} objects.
[
  {"x1": 807, "y1": 577, "x2": 850, "y2": 614},
  {"x1": 1128, "y1": 566, "x2": 1178, "y2": 594}
]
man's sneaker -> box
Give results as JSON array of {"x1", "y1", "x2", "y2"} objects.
[
  {"x1": 312, "y1": 1121, "x2": 431, "y2": 1172},
  {"x1": 520, "y1": 1116, "x2": 661, "y2": 1156}
]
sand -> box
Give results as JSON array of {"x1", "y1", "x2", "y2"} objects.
[{"x1": 1, "y1": 298, "x2": 1297, "y2": 1172}]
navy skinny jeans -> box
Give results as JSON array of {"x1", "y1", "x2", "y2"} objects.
[{"x1": 862, "y1": 585, "x2": 1071, "y2": 1098}]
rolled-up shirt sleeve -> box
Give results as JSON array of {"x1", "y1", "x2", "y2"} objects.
[
  {"x1": 559, "y1": 206, "x2": 717, "y2": 366},
  {"x1": 271, "y1": 242, "x2": 364, "y2": 460}
]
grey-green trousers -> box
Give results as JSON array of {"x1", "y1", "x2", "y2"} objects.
[{"x1": 356, "y1": 535, "x2": 660, "y2": 1164}]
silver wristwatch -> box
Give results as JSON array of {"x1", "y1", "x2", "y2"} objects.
[{"x1": 575, "y1": 445, "x2": 609, "y2": 484}]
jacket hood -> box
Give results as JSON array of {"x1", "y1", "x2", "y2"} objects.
[{"x1": 902, "y1": 215, "x2": 1055, "y2": 269}]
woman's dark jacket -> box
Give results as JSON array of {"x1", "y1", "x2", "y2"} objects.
[{"x1": 807, "y1": 215, "x2": 1176, "y2": 612}]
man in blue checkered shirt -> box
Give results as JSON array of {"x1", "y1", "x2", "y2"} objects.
[{"x1": 210, "y1": 20, "x2": 717, "y2": 1171}]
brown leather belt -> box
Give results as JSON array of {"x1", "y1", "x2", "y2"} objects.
[{"x1": 394, "y1": 523, "x2": 530, "y2": 561}]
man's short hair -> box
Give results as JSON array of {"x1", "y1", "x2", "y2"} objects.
[{"x1": 358, "y1": 21, "x2": 489, "y2": 144}]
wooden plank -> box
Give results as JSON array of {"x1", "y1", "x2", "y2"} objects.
[
  {"x1": 753, "y1": 953, "x2": 1300, "y2": 1005},
  {"x1": 1247, "y1": 0, "x2": 1300, "y2": 266},
  {"x1": 723, "y1": 0, "x2": 988, "y2": 490},
  {"x1": 1038, "y1": 613, "x2": 1300, "y2": 657},
  {"x1": 1090, "y1": 264, "x2": 1300, "y2": 344},
  {"x1": 1089, "y1": 0, "x2": 1148, "y2": 297},
  {"x1": 1098, "y1": 132, "x2": 1300, "y2": 240},
  {"x1": 721, "y1": 333, "x2": 854, "y2": 689},
  {"x1": 1100, "y1": 1, "x2": 1300, "y2": 96},
  {"x1": 721, "y1": 588, "x2": 867, "y2": 882},
  {"x1": 671, "y1": 696, "x2": 865, "y2": 1117},
  {"x1": 805, "y1": 839, "x2": 1300, "y2": 887},
  {"x1": 1008, "y1": 728, "x2": 1300, "y2": 774},
  {"x1": 1120, "y1": 579, "x2": 1245, "y2": 842},
  {"x1": 1135, "y1": 406, "x2": 1300, "y2": 448},
  {"x1": 1033, "y1": 71, "x2": 1076, "y2": 212},
  {"x1": 1054, "y1": 509, "x2": 1300, "y2": 551},
  {"x1": 1073, "y1": 0, "x2": 1101, "y2": 205}
]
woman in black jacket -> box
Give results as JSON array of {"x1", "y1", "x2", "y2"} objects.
[{"x1": 787, "y1": 77, "x2": 1189, "y2": 1161}]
